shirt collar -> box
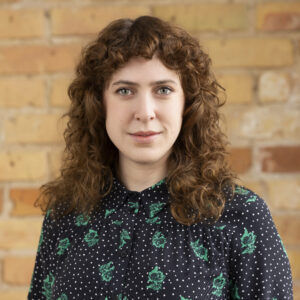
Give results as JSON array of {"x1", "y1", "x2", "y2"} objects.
[{"x1": 102, "y1": 175, "x2": 170, "y2": 219}]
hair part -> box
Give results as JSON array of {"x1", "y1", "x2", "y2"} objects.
[{"x1": 35, "y1": 15, "x2": 238, "y2": 226}]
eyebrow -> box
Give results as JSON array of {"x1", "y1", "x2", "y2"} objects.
[{"x1": 111, "y1": 80, "x2": 177, "y2": 87}]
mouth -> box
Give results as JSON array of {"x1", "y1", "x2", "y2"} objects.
[{"x1": 129, "y1": 132, "x2": 161, "y2": 143}]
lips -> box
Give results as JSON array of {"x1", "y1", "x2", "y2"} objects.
[{"x1": 131, "y1": 131, "x2": 160, "y2": 136}]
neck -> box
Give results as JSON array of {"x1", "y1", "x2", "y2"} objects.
[{"x1": 117, "y1": 156, "x2": 168, "y2": 192}]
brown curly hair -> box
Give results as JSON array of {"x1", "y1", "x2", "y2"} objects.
[{"x1": 35, "y1": 15, "x2": 238, "y2": 226}]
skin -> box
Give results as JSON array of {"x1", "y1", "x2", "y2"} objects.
[{"x1": 103, "y1": 55, "x2": 185, "y2": 192}]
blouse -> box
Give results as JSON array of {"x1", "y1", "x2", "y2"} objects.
[{"x1": 28, "y1": 176, "x2": 294, "y2": 299}]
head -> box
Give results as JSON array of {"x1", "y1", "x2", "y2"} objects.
[{"x1": 38, "y1": 16, "x2": 237, "y2": 225}]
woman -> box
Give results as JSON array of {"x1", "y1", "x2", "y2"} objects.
[{"x1": 28, "y1": 16, "x2": 293, "y2": 299}]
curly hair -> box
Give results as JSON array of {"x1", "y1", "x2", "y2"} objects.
[{"x1": 35, "y1": 15, "x2": 238, "y2": 226}]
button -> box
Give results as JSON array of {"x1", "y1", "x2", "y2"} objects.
[{"x1": 120, "y1": 249, "x2": 128, "y2": 258}]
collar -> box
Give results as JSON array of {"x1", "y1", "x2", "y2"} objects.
[{"x1": 102, "y1": 175, "x2": 170, "y2": 221}]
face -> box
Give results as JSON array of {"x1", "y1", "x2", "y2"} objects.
[{"x1": 103, "y1": 55, "x2": 185, "y2": 171}]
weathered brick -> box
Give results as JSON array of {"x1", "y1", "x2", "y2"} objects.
[
  {"x1": 217, "y1": 74, "x2": 253, "y2": 104},
  {"x1": 49, "y1": 150, "x2": 63, "y2": 179},
  {"x1": 221, "y1": 106, "x2": 300, "y2": 142},
  {"x1": 273, "y1": 215, "x2": 300, "y2": 246},
  {"x1": 258, "y1": 72, "x2": 290, "y2": 103},
  {"x1": 294, "y1": 284, "x2": 300, "y2": 300},
  {"x1": 287, "y1": 250, "x2": 300, "y2": 280},
  {"x1": 4, "y1": 113, "x2": 66, "y2": 144},
  {"x1": 3, "y1": 256, "x2": 35, "y2": 284},
  {"x1": 257, "y1": 2, "x2": 300, "y2": 31},
  {"x1": 0, "y1": 151, "x2": 47, "y2": 181},
  {"x1": 50, "y1": 76, "x2": 72, "y2": 107},
  {"x1": 204, "y1": 38, "x2": 293, "y2": 68},
  {"x1": 228, "y1": 147, "x2": 252, "y2": 174},
  {"x1": 0, "y1": 9, "x2": 45, "y2": 39},
  {"x1": 0, "y1": 77, "x2": 45, "y2": 108},
  {"x1": 260, "y1": 146, "x2": 300, "y2": 173},
  {"x1": 10, "y1": 188, "x2": 42, "y2": 216},
  {"x1": 265, "y1": 179, "x2": 300, "y2": 210},
  {"x1": 0, "y1": 219, "x2": 42, "y2": 249},
  {"x1": 153, "y1": 4, "x2": 247, "y2": 32},
  {"x1": 51, "y1": 6, "x2": 149, "y2": 35},
  {"x1": 0, "y1": 291, "x2": 28, "y2": 300},
  {"x1": 0, "y1": 44, "x2": 81, "y2": 74}
]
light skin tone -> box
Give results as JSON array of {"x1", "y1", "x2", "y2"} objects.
[{"x1": 103, "y1": 55, "x2": 185, "y2": 192}]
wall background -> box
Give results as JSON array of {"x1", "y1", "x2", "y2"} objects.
[{"x1": 0, "y1": 0, "x2": 299, "y2": 299}]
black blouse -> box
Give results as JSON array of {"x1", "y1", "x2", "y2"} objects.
[{"x1": 28, "y1": 176, "x2": 293, "y2": 299}]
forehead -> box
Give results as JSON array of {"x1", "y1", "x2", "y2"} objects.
[{"x1": 107, "y1": 56, "x2": 181, "y2": 88}]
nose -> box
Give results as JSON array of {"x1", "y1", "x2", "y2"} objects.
[{"x1": 134, "y1": 93, "x2": 156, "y2": 121}]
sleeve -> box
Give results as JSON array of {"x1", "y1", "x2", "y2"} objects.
[
  {"x1": 28, "y1": 210, "x2": 58, "y2": 300},
  {"x1": 226, "y1": 188, "x2": 294, "y2": 300}
]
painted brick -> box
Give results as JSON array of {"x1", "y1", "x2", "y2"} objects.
[
  {"x1": 0, "y1": 77, "x2": 45, "y2": 108},
  {"x1": 10, "y1": 188, "x2": 42, "y2": 216},
  {"x1": 204, "y1": 38, "x2": 293, "y2": 68},
  {"x1": 217, "y1": 74, "x2": 253, "y2": 104},
  {"x1": 50, "y1": 76, "x2": 72, "y2": 107},
  {"x1": 228, "y1": 147, "x2": 252, "y2": 174},
  {"x1": 260, "y1": 146, "x2": 300, "y2": 173},
  {"x1": 265, "y1": 179, "x2": 300, "y2": 210},
  {"x1": 0, "y1": 9, "x2": 45, "y2": 39},
  {"x1": 258, "y1": 72, "x2": 290, "y2": 103},
  {"x1": 257, "y1": 2, "x2": 300, "y2": 31},
  {"x1": 0, "y1": 291, "x2": 28, "y2": 300},
  {"x1": 273, "y1": 215, "x2": 300, "y2": 246},
  {"x1": 49, "y1": 150, "x2": 63, "y2": 179},
  {"x1": 3, "y1": 255, "x2": 35, "y2": 284},
  {"x1": 295, "y1": 285, "x2": 300, "y2": 300},
  {"x1": 221, "y1": 106, "x2": 300, "y2": 142},
  {"x1": 51, "y1": 6, "x2": 150, "y2": 35},
  {"x1": 0, "y1": 151, "x2": 47, "y2": 181},
  {"x1": 287, "y1": 250, "x2": 300, "y2": 280},
  {"x1": 0, "y1": 44, "x2": 81, "y2": 74},
  {"x1": 4, "y1": 113, "x2": 66, "y2": 144},
  {"x1": 0, "y1": 219, "x2": 42, "y2": 250},
  {"x1": 153, "y1": 4, "x2": 247, "y2": 32}
]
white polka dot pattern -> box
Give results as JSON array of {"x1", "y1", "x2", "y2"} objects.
[{"x1": 28, "y1": 177, "x2": 293, "y2": 299}]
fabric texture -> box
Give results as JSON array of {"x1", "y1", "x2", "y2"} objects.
[{"x1": 28, "y1": 176, "x2": 293, "y2": 299}]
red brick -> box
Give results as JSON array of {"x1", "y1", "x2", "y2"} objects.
[
  {"x1": 273, "y1": 215, "x2": 300, "y2": 246},
  {"x1": 10, "y1": 188, "x2": 42, "y2": 216},
  {"x1": 0, "y1": 44, "x2": 81, "y2": 74},
  {"x1": 228, "y1": 147, "x2": 252, "y2": 174},
  {"x1": 260, "y1": 146, "x2": 300, "y2": 173}
]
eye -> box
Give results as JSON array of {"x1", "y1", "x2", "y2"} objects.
[
  {"x1": 116, "y1": 88, "x2": 133, "y2": 96},
  {"x1": 157, "y1": 86, "x2": 173, "y2": 95}
]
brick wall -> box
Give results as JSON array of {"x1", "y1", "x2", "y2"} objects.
[{"x1": 0, "y1": 0, "x2": 299, "y2": 299}]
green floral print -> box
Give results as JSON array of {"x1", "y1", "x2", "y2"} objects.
[
  {"x1": 151, "y1": 179, "x2": 165, "y2": 189},
  {"x1": 149, "y1": 202, "x2": 165, "y2": 218},
  {"x1": 146, "y1": 266, "x2": 166, "y2": 291},
  {"x1": 146, "y1": 216, "x2": 162, "y2": 224},
  {"x1": 152, "y1": 231, "x2": 167, "y2": 248},
  {"x1": 105, "y1": 208, "x2": 116, "y2": 218},
  {"x1": 84, "y1": 229, "x2": 99, "y2": 247},
  {"x1": 116, "y1": 294, "x2": 128, "y2": 300},
  {"x1": 57, "y1": 238, "x2": 70, "y2": 255},
  {"x1": 180, "y1": 296, "x2": 190, "y2": 300},
  {"x1": 215, "y1": 225, "x2": 226, "y2": 230},
  {"x1": 229, "y1": 279, "x2": 240, "y2": 299},
  {"x1": 57, "y1": 293, "x2": 68, "y2": 300},
  {"x1": 119, "y1": 229, "x2": 130, "y2": 249},
  {"x1": 128, "y1": 201, "x2": 139, "y2": 214},
  {"x1": 212, "y1": 272, "x2": 226, "y2": 297},
  {"x1": 75, "y1": 214, "x2": 90, "y2": 226},
  {"x1": 235, "y1": 186, "x2": 250, "y2": 195},
  {"x1": 190, "y1": 239, "x2": 208, "y2": 261},
  {"x1": 241, "y1": 227, "x2": 256, "y2": 254},
  {"x1": 246, "y1": 195, "x2": 257, "y2": 203},
  {"x1": 99, "y1": 261, "x2": 115, "y2": 282},
  {"x1": 42, "y1": 272, "x2": 55, "y2": 300},
  {"x1": 112, "y1": 220, "x2": 123, "y2": 225}
]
